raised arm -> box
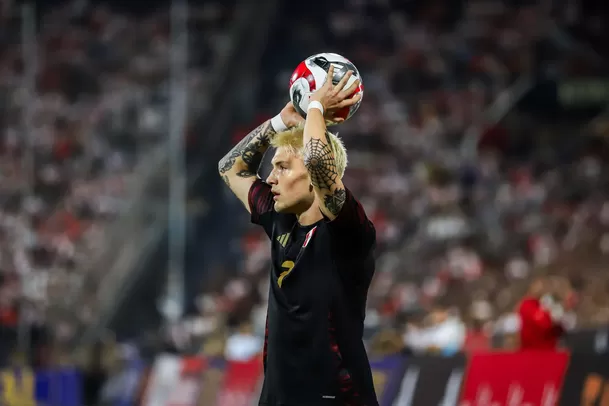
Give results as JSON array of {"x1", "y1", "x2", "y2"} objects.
[
  {"x1": 303, "y1": 66, "x2": 361, "y2": 220},
  {"x1": 218, "y1": 120, "x2": 276, "y2": 210},
  {"x1": 218, "y1": 104, "x2": 303, "y2": 211}
]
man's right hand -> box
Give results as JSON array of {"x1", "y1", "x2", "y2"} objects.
[{"x1": 280, "y1": 102, "x2": 305, "y2": 128}]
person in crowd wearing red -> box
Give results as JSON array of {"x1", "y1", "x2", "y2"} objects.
[
  {"x1": 463, "y1": 319, "x2": 491, "y2": 353},
  {"x1": 518, "y1": 277, "x2": 565, "y2": 350}
]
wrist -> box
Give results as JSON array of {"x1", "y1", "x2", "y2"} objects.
[
  {"x1": 271, "y1": 113, "x2": 288, "y2": 132},
  {"x1": 308, "y1": 100, "x2": 325, "y2": 116}
]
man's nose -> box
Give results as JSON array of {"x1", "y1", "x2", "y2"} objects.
[{"x1": 266, "y1": 171, "x2": 277, "y2": 185}]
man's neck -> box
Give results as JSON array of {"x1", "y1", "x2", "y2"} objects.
[{"x1": 297, "y1": 201, "x2": 323, "y2": 226}]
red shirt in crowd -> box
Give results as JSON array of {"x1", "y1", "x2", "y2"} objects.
[
  {"x1": 463, "y1": 329, "x2": 491, "y2": 353},
  {"x1": 518, "y1": 297, "x2": 564, "y2": 350}
]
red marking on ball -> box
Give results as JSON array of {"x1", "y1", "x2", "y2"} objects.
[
  {"x1": 289, "y1": 61, "x2": 317, "y2": 92},
  {"x1": 334, "y1": 84, "x2": 363, "y2": 120}
]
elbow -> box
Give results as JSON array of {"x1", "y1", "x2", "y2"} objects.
[
  {"x1": 218, "y1": 159, "x2": 232, "y2": 187},
  {"x1": 218, "y1": 155, "x2": 232, "y2": 176},
  {"x1": 302, "y1": 154, "x2": 317, "y2": 174}
]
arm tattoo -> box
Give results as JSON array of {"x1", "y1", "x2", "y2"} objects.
[
  {"x1": 303, "y1": 134, "x2": 346, "y2": 215},
  {"x1": 218, "y1": 121, "x2": 276, "y2": 177},
  {"x1": 303, "y1": 137, "x2": 339, "y2": 191},
  {"x1": 323, "y1": 189, "x2": 346, "y2": 216}
]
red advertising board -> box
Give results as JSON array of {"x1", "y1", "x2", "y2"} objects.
[
  {"x1": 216, "y1": 358, "x2": 263, "y2": 406},
  {"x1": 459, "y1": 352, "x2": 570, "y2": 406}
]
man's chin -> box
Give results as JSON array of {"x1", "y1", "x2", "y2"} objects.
[
  {"x1": 274, "y1": 201, "x2": 295, "y2": 213},
  {"x1": 274, "y1": 202, "x2": 287, "y2": 213}
]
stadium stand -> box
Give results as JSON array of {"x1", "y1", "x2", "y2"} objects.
[{"x1": 0, "y1": 0, "x2": 608, "y2": 404}]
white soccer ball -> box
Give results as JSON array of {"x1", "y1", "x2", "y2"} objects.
[{"x1": 289, "y1": 52, "x2": 363, "y2": 124}]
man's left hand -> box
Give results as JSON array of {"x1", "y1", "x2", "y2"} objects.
[{"x1": 310, "y1": 65, "x2": 361, "y2": 124}]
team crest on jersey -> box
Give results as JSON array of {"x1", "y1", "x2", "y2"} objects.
[{"x1": 303, "y1": 227, "x2": 317, "y2": 248}]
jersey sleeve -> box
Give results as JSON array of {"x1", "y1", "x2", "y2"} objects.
[
  {"x1": 248, "y1": 178, "x2": 275, "y2": 236},
  {"x1": 325, "y1": 188, "x2": 376, "y2": 254}
]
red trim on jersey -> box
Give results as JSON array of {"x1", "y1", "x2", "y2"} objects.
[
  {"x1": 328, "y1": 312, "x2": 363, "y2": 405},
  {"x1": 263, "y1": 315, "x2": 269, "y2": 370},
  {"x1": 248, "y1": 180, "x2": 274, "y2": 223},
  {"x1": 302, "y1": 226, "x2": 317, "y2": 247}
]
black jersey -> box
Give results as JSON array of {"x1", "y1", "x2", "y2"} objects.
[{"x1": 248, "y1": 179, "x2": 379, "y2": 406}]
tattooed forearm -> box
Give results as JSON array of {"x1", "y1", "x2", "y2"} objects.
[
  {"x1": 218, "y1": 121, "x2": 276, "y2": 177},
  {"x1": 303, "y1": 137, "x2": 339, "y2": 191},
  {"x1": 323, "y1": 189, "x2": 346, "y2": 216}
]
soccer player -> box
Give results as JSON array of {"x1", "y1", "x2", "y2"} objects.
[{"x1": 218, "y1": 66, "x2": 378, "y2": 405}]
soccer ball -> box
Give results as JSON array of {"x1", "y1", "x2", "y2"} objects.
[{"x1": 289, "y1": 53, "x2": 363, "y2": 124}]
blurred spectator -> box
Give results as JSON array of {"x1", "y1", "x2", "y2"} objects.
[
  {"x1": 463, "y1": 319, "x2": 491, "y2": 353},
  {"x1": 518, "y1": 276, "x2": 567, "y2": 350},
  {"x1": 224, "y1": 321, "x2": 263, "y2": 362},
  {"x1": 404, "y1": 305, "x2": 466, "y2": 355},
  {"x1": 0, "y1": 0, "x2": 237, "y2": 363}
]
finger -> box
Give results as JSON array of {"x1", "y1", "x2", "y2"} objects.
[
  {"x1": 325, "y1": 114, "x2": 344, "y2": 125},
  {"x1": 335, "y1": 93, "x2": 362, "y2": 108},
  {"x1": 334, "y1": 70, "x2": 353, "y2": 93},
  {"x1": 324, "y1": 65, "x2": 335, "y2": 89},
  {"x1": 340, "y1": 78, "x2": 360, "y2": 98}
]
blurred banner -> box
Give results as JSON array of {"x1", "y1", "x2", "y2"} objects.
[
  {"x1": 369, "y1": 355, "x2": 408, "y2": 406},
  {"x1": 559, "y1": 352, "x2": 609, "y2": 406},
  {"x1": 215, "y1": 358, "x2": 262, "y2": 406},
  {"x1": 8, "y1": 350, "x2": 609, "y2": 405},
  {"x1": 0, "y1": 367, "x2": 81, "y2": 406},
  {"x1": 393, "y1": 355, "x2": 466, "y2": 406},
  {"x1": 459, "y1": 352, "x2": 569, "y2": 406},
  {"x1": 129, "y1": 351, "x2": 572, "y2": 406},
  {"x1": 370, "y1": 355, "x2": 408, "y2": 406},
  {"x1": 140, "y1": 355, "x2": 262, "y2": 406}
]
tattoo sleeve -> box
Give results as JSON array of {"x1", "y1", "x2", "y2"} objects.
[
  {"x1": 303, "y1": 132, "x2": 346, "y2": 216},
  {"x1": 303, "y1": 135, "x2": 339, "y2": 191},
  {"x1": 218, "y1": 121, "x2": 276, "y2": 178}
]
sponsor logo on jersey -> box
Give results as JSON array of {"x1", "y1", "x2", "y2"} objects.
[{"x1": 276, "y1": 233, "x2": 290, "y2": 247}]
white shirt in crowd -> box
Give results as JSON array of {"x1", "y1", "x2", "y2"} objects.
[
  {"x1": 404, "y1": 317, "x2": 466, "y2": 354},
  {"x1": 224, "y1": 333, "x2": 263, "y2": 362}
]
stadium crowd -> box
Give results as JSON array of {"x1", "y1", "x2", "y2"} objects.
[
  {"x1": 0, "y1": 0, "x2": 236, "y2": 365},
  {"x1": 187, "y1": 0, "x2": 609, "y2": 362},
  {"x1": 0, "y1": 0, "x2": 607, "y2": 380}
]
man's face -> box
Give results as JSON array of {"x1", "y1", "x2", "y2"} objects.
[{"x1": 266, "y1": 147, "x2": 315, "y2": 213}]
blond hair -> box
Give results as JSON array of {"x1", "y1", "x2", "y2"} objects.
[{"x1": 271, "y1": 125, "x2": 348, "y2": 179}]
